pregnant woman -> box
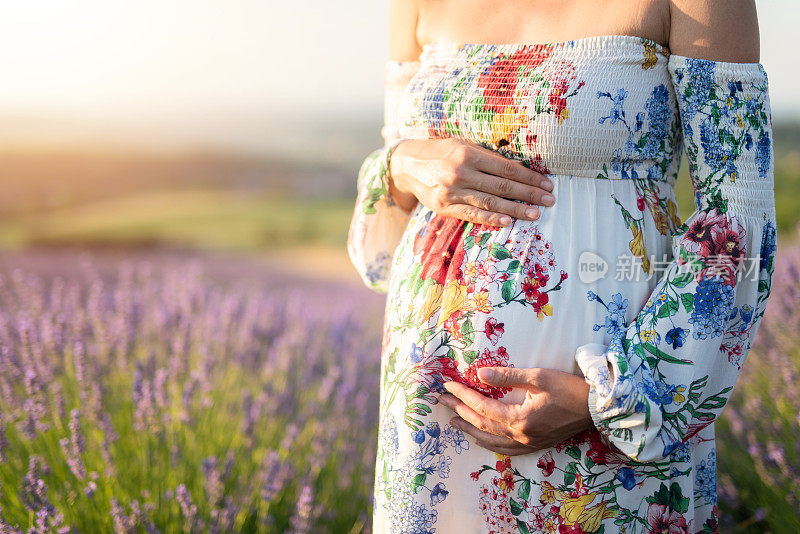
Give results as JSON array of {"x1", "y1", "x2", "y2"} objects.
[{"x1": 347, "y1": 0, "x2": 777, "y2": 531}]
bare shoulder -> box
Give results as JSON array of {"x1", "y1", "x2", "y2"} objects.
[
  {"x1": 389, "y1": 0, "x2": 422, "y2": 62},
  {"x1": 668, "y1": 0, "x2": 760, "y2": 62}
]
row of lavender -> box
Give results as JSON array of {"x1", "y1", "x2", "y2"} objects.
[
  {"x1": 0, "y1": 254, "x2": 385, "y2": 532},
  {"x1": 0, "y1": 235, "x2": 798, "y2": 532}
]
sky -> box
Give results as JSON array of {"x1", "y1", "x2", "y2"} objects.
[{"x1": 0, "y1": 1, "x2": 797, "y2": 127}]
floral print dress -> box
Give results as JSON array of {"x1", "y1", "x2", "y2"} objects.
[{"x1": 347, "y1": 34, "x2": 777, "y2": 534}]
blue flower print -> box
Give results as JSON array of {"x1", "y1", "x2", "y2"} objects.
[
  {"x1": 425, "y1": 422, "x2": 441, "y2": 439},
  {"x1": 430, "y1": 483, "x2": 449, "y2": 505},
  {"x1": 695, "y1": 450, "x2": 718, "y2": 505},
  {"x1": 597, "y1": 89, "x2": 629, "y2": 125},
  {"x1": 665, "y1": 327, "x2": 687, "y2": 349},
  {"x1": 616, "y1": 467, "x2": 637, "y2": 490},
  {"x1": 689, "y1": 277, "x2": 735, "y2": 339},
  {"x1": 410, "y1": 342, "x2": 424, "y2": 363},
  {"x1": 760, "y1": 220, "x2": 776, "y2": 271}
]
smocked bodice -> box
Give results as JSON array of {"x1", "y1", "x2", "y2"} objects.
[{"x1": 396, "y1": 35, "x2": 681, "y2": 184}]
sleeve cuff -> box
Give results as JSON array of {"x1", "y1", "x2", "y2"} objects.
[{"x1": 574, "y1": 342, "x2": 612, "y2": 428}]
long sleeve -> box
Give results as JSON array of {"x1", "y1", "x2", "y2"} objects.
[
  {"x1": 347, "y1": 60, "x2": 421, "y2": 292},
  {"x1": 574, "y1": 56, "x2": 778, "y2": 463}
]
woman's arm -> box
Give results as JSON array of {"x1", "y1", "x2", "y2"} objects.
[
  {"x1": 572, "y1": 0, "x2": 777, "y2": 462},
  {"x1": 347, "y1": 1, "x2": 558, "y2": 291},
  {"x1": 345, "y1": 0, "x2": 423, "y2": 291}
]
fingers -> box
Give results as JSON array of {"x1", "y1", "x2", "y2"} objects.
[
  {"x1": 450, "y1": 416, "x2": 537, "y2": 455},
  {"x1": 472, "y1": 149, "x2": 553, "y2": 191},
  {"x1": 441, "y1": 381, "x2": 520, "y2": 422},
  {"x1": 465, "y1": 170, "x2": 555, "y2": 208},
  {"x1": 438, "y1": 391, "x2": 518, "y2": 441},
  {"x1": 441, "y1": 203, "x2": 515, "y2": 227},
  {"x1": 477, "y1": 367, "x2": 551, "y2": 391},
  {"x1": 456, "y1": 189, "x2": 542, "y2": 222}
]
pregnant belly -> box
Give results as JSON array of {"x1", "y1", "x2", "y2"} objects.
[{"x1": 382, "y1": 176, "x2": 677, "y2": 405}]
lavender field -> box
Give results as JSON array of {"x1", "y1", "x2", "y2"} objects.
[
  {"x1": 0, "y1": 235, "x2": 797, "y2": 533},
  {"x1": 0, "y1": 248, "x2": 385, "y2": 532}
]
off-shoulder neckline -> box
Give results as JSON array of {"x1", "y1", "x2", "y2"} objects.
[{"x1": 419, "y1": 34, "x2": 670, "y2": 57}]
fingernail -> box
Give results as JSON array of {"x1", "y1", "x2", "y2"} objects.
[
  {"x1": 525, "y1": 208, "x2": 539, "y2": 219},
  {"x1": 499, "y1": 216, "x2": 512, "y2": 225},
  {"x1": 542, "y1": 179, "x2": 553, "y2": 191},
  {"x1": 478, "y1": 368, "x2": 495, "y2": 382},
  {"x1": 542, "y1": 193, "x2": 554, "y2": 205}
]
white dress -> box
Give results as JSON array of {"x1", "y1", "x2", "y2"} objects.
[{"x1": 347, "y1": 34, "x2": 777, "y2": 533}]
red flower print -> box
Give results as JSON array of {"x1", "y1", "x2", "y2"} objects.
[
  {"x1": 413, "y1": 214, "x2": 469, "y2": 285},
  {"x1": 502, "y1": 471, "x2": 515, "y2": 491},
  {"x1": 442, "y1": 310, "x2": 465, "y2": 341},
  {"x1": 478, "y1": 47, "x2": 551, "y2": 115},
  {"x1": 478, "y1": 55, "x2": 521, "y2": 114},
  {"x1": 679, "y1": 209, "x2": 746, "y2": 285},
  {"x1": 471, "y1": 471, "x2": 481, "y2": 481},
  {"x1": 680, "y1": 209, "x2": 725, "y2": 258},
  {"x1": 585, "y1": 428, "x2": 630, "y2": 466},
  {"x1": 558, "y1": 525, "x2": 588, "y2": 534},
  {"x1": 435, "y1": 347, "x2": 512, "y2": 399},
  {"x1": 537, "y1": 451, "x2": 555, "y2": 476},
  {"x1": 707, "y1": 216, "x2": 746, "y2": 284},
  {"x1": 645, "y1": 503, "x2": 688, "y2": 533},
  {"x1": 485, "y1": 317, "x2": 505, "y2": 344},
  {"x1": 460, "y1": 347, "x2": 513, "y2": 399},
  {"x1": 496, "y1": 457, "x2": 512, "y2": 473}
]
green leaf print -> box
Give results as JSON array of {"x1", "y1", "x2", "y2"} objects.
[
  {"x1": 463, "y1": 350, "x2": 479, "y2": 364},
  {"x1": 507, "y1": 259, "x2": 522, "y2": 273},
  {"x1": 518, "y1": 479, "x2": 531, "y2": 501},
  {"x1": 489, "y1": 243, "x2": 512, "y2": 260},
  {"x1": 501, "y1": 280, "x2": 516, "y2": 302},
  {"x1": 564, "y1": 461, "x2": 579, "y2": 485},
  {"x1": 680, "y1": 293, "x2": 694, "y2": 312},
  {"x1": 656, "y1": 300, "x2": 679, "y2": 318},
  {"x1": 411, "y1": 472, "x2": 427, "y2": 493},
  {"x1": 509, "y1": 497, "x2": 524, "y2": 516}
]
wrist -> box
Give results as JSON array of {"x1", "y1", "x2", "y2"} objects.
[{"x1": 386, "y1": 140, "x2": 418, "y2": 212}]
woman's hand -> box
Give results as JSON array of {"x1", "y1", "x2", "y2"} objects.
[
  {"x1": 437, "y1": 367, "x2": 594, "y2": 455},
  {"x1": 388, "y1": 138, "x2": 555, "y2": 227}
]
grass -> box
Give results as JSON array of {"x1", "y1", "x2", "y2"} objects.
[{"x1": 0, "y1": 187, "x2": 355, "y2": 252}]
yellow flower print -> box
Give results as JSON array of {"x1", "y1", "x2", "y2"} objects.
[
  {"x1": 557, "y1": 106, "x2": 570, "y2": 125},
  {"x1": 642, "y1": 42, "x2": 658, "y2": 70},
  {"x1": 576, "y1": 500, "x2": 618, "y2": 532},
  {"x1": 438, "y1": 280, "x2": 468, "y2": 326},
  {"x1": 464, "y1": 261, "x2": 478, "y2": 280},
  {"x1": 540, "y1": 482, "x2": 617, "y2": 530},
  {"x1": 629, "y1": 223, "x2": 651, "y2": 273},
  {"x1": 417, "y1": 282, "x2": 443, "y2": 323},
  {"x1": 640, "y1": 329, "x2": 660, "y2": 344},
  {"x1": 436, "y1": 280, "x2": 493, "y2": 327},
  {"x1": 652, "y1": 207, "x2": 670, "y2": 235},
  {"x1": 560, "y1": 493, "x2": 597, "y2": 525},
  {"x1": 491, "y1": 106, "x2": 519, "y2": 146},
  {"x1": 672, "y1": 385, "x2": 687, "y2": 404},
  {"x1": 471, "y1": 289, "x2": 493, "y2": 314},
  {"x1": 667, "y1": 198, "x2": 682, "y2": 228}
]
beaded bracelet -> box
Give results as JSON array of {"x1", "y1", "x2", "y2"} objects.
[{"x1": 383, "y1": 138, "x2": 408, "y2": 207}]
